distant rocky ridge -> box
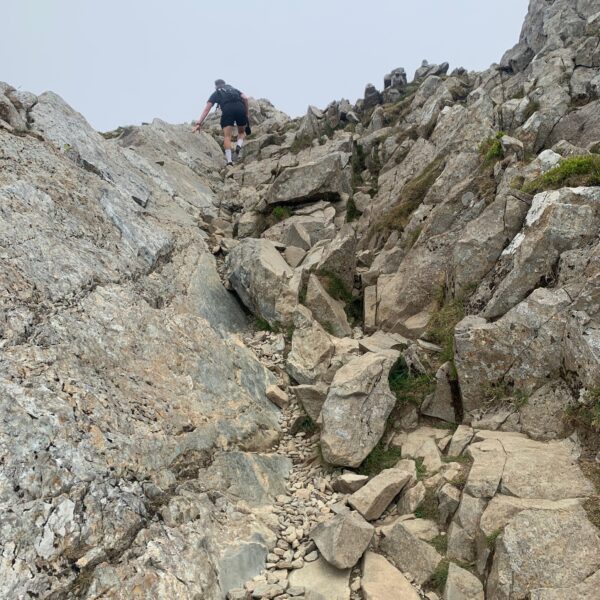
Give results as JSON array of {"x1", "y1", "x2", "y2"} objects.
[{"x1": 1, "y1": 0, "x2": 599, "y2": 598}]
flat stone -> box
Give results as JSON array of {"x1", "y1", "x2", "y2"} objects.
[
  {"x1": 348, "y1": 468, "x2": 412, "y2": 521},
  {"x1": 464, "y1": 439, "x2": 505, "y2": 498},
  {"x1": 361, "y1": 551, "x2": 421, "y2": 600},
  {"x1": 444, "y1": 562, "x2": 484, "y2": 600},
  {"x1": 266, "y1": 384, "x2": 290, "y2": 408},
  {"x1": 447, "y1": 425, "x2": 474, "y2": 457},
  {"x1": 332, "y1": 473, "x2": 370, "y2": 494},
  {"x1": 379, "y1": 519, "x2": 443, "y2": 585},
  {"x1": 397, "y1": 481, "x2": 426, "y2": 515},
  {"x1": 288, "y1": 557, "x2": 350, "y2": 600}
]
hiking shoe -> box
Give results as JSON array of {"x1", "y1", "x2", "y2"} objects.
[
  {"x1": 226, "y1": 161, "x2": 233, "y2": 167},
  {"x1": 235, "y1": 145, "x2": 242, "y2": 156}
]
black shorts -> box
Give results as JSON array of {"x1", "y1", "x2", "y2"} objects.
[{"x1": 220, "y1": 102, "x2": 248, "y2": 128}]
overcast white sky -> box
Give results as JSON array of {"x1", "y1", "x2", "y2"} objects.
[{"x1": 2, "y1": 0, "x2": 529, "y2": 131}]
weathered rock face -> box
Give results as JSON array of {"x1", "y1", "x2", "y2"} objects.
[
  {"x1": 487, "y1": 506, "x2": 600, "y2": 599},
  {"x1": 0, "y1": 91, "x2": 286, "y2": 600}
]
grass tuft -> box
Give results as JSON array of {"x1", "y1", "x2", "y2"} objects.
[
  {"x1": 486, "y1": 528, "x2": 503, "y2": 549},
  {"x1": 271, "y1": 205, "x2": 292, "y2": 222},
  {"x1": 429, "y1": 560, "x2": 449, "y2": 592},
  {"x1": 479, "y1": 132, "x2": 505, "y2": 164},
  {"x1": 430, "y1": 534, "x2": 448, "y2": 555},
  {"x1": 426, "y1": 293, "x2": 466, "y2": 364},
  {"x1": 358, "y1": 441, "x2": 402, "y2": 476},
  {"x1": 522, "y1": 155, "x2": 600, "y2": 195},
  {"x1": 375, "y1": 157, "x2": 446, "y2": 235},
  {"x1": 254, "y1": 317, "x2": 273, "y2": 332},
  {"x1": 414, "y1": 486, "x2": 439, "y2": 521},
  {"x1": 388, "y1": 358, "x2": 435, "y2": 409}
]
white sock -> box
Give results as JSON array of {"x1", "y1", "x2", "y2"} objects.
[
  {"x1": 237, "y1": 139, "x2": 244, "y2": 149},
  {"x1": 225, "y1": 149, "x2": 232, "y2": 162}
]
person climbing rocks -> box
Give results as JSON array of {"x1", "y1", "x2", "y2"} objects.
[{"x1": 192, "y1": 79, "x2": 249, "y2": 166}]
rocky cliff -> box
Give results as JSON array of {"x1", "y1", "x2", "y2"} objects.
[{"x1": 1, "y1": 0, "x2": 599, "y2": 599}]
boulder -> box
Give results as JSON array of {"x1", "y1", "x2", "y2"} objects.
[
  {"x1": 397, "y1": 481, "x2": 426, "y2": 515},
  {"x1": 487, "y1": 506, "x2": 600, "y2": 599},
  {"x1": 311, "y1": 511, "x2": 374, "y2": 569},
  {"x1": 286, "y1": 306, "x2": 335, "y2": 385},
  {"x1": 288, "y1": 557, "x2": 350, "y2": 600},
  {"x1": 447, "y1": 425, "x2": 474, "y2": 457},
  {"x1": 332, "y1": 473, "x2": 370, "y2": 494},
  {"x1": 305, "y1": 274, "x2": 352, "y2": 337},
  {"x1": 530, "y1": 569, "x2": 600, "y2": 600},
  {"x1": 348, "y1": 468, "x2": 412, "y2": 521},
  {"x1": 519, "y1": 380, "x2": 575, "y2": 440},
  {"x1": 379, "y1": 519, "x2": 444, "y2": 585},
  {"x1": 455, "y1": 289, "x2": 573, "y2": 416},
  {"x1": 420, "y1": 362, "x2": 457, "y2": 423},
  {"x1": 316, "y1": 224, "x2": 358, "y2": 291},
  {"x1": 226, "y1": 238, "x2": 298, "y2": 327},
  {"x1": 444, "y1": 563, "x2": 484, "y2": 600},
  {"x1": 266, "y1": 384, "x2": 289, "y2": 408},
  {"x1": 266, "y1": 152, "x2": 352, "y2": 205},
  {"x1": 464, "y1": 438, "x2": 506, "y2": 498},
  {"x1": 320, "y1": 353, "x2": 396, "y2": 467},
  {"x1": 292, "y1": 383, "x2": 328, "y2": 422},
  {"x1": 361, "y1": 551, "x2": 421, "y2": 600}
]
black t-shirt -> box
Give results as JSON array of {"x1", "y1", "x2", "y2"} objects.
[{"x1": 208, "y1": 86, "x2": 243, "y2": 109}]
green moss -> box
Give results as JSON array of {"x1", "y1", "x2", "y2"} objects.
[
  {"x1": 254, "y1": 317, "x2": 272, "y2": 332},
  {"x1": 522, "y1": 155, "x2": 600, "y2": 194},
  {"x1": 404, "y1": 226, "x2": 422, "y2": 250},
  {"x1": 358, "y1": 441, "x2": 402, "y2": 476},
  {"x1": 479, "y1": 132, "x2": 506, "y2": 164},
  {"x1": 388, "y1": 358, "x2": 435, "y2": 409},
  {"x1": 377, "y1": 157, "x2": 446, "y2": 235},
  {"x1": 345, "y1": 197, "x2": 362, "y2": 223},
  {"x1": 271, "y1": 205, "x2": 292, "y2": 222},
  {"x1": 486, "y1": 528, "x2": 503, "y2": 549}
]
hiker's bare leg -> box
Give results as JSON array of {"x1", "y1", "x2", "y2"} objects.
[
  {"x1": 223, "y1": 126, "x2": 233, "y2": 150},
  {"x1": 237, "y1": 125, "x2": 246, "y2": 144}
]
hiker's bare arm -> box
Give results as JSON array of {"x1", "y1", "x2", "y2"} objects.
[
  {"x1": 241, "y1": 93, "x2": 249, "y2": 116},
  {"x1": 193, "y1": 102, "x2": 213, "y2": 132}
]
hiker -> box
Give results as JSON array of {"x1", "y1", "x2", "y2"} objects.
[{"x1": 193, "y1": 79, "x2": 249, "y2": 166}]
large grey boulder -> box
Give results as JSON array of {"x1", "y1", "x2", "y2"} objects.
[
  {"x1": 266, "y1": 152, "x2": 352, "y2": 205},
  {"x1": 320, "y1": 353, "x2": 396, "y2": 467},
  {"x1": 487, "y1": 506, "x2": 600, "y2": 599},
  {"x1": 225, "y1": 238, "x2": 299, "y2": 327},
  {"x1": 311, "y1": 511, "x2": 374, "y2": 569}
]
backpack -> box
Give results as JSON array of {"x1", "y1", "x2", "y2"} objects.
[{"x1": 216, "y1": 85, "x2": 242, "y2": 107}]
